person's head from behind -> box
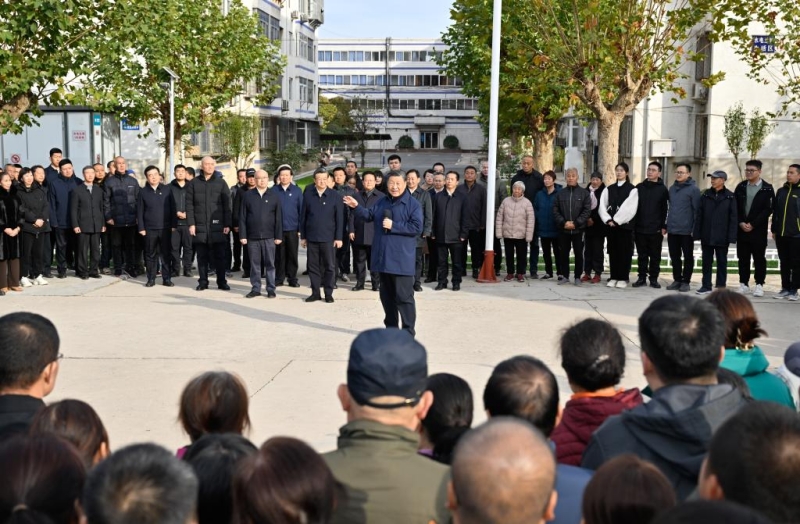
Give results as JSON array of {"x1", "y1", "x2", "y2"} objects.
[
  {"x1": 560, "y1": 319, "x2": 626, "y2": 393},
  {"x1": 338, "y1": 328, "x2": 432, "y2": 430},
  {"x1": 483, "y1": 355, "x2": 559, "y2": 437},
  {"x1": 716, "y1": 368, "x2": 753, "y2": 401},
  {"x1": 652, "y1": 500, "x2": 773, "y2": 524},
  {"x1": 449, "y1": 418, "x2": 557, "y2": 524},
  {"x1": 421, "y1": 373, "x2": 474, "y2": 464},
  {"x1": 706, "y1": 290, "x2": 767, "y2": 350},
  {"x1": 233, "y1": 437, "x2": 336, "y2": 524},
  {"x1": 0, "y1": 434, "x2": 86, "y2": 524},
  {"x1": 29, "y1": 399, "x2": 110, "y2": 468},
  {"x1": 0, "y1": 312, "x2": 60, "y2": 398},
  {"x1": 178, "y1": 371, "x2": 250, "y2": 443},
  {"x1": 183, "y1": 434, "x2": 257, "y2": 524},
  {"x1": 83, "y1": 443, "x2": 198, "y2": 524},
  {"x1": 582, "y1": 454, "x2": 676, "y2": 524},
  {"x1": 699, "y1": 401, "x2": 800, "y2": 523},
  {"x1": 638, "y1": 295, "x2": 725, "y2": 390}
]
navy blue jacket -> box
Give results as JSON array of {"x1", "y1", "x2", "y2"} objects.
[
  {"x1": 137, "y1": 183, "x2": 176, "y2": 231},
  {"x1": 272, "y1": 183, "x2": 303, "y2": 231},
  {"x1": 534, "y1": 185, "x2": 562, "y2": 239},
  {"x1": 239, "y1": 188, "x2": 283, "y2": 240},
  {"x1": 104, "y1": 173, "x2": 140, "y2": 227},
  {"x1": 301, "y1": 187, "x2": 343, "y2": 243},
  {"x1": 44, "y1": 165, "x2": 59, "y2": 187},
  {"x1": 351, "y1": 190, "x2": 423, "y2": 276},
  {"x1": 48, "y1": 174, "x2": 83, "y2": 229},
  {"x1": 694, "y1": 187, "x2": 738, "y2": 246},
  {"x1": 553, "y1": 463, "x2": 592, "y2": 524}
]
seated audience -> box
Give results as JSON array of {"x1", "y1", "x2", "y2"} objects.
[
  {"x1": 484, "y1": 355, "x2": 592, "y2": 524},
  {"x1": 0, "y1": 312, "x2": 61, "y2": 437},
  {"x1": 581, "y1": 454, "x2": 676, "y2": 524},
  {"x1": 652, "y1": 501, "x2": 774, "y2": 524},
  {"x1": 184, "y1": 433, "x2": 257, "y2": 524},
  {"x1": 0, "y1": 434, "x2": 86, "y2": 524},
  {"x1": 419, "y1": 372, "x2": 473, "y2": 464},
  {"x1": 233, "y1": 436, "x2": 337, "y2": 524},
  {"x1": 551, "y1": 319, "x2": 643, "y2": 466},
  {"x1": 448, "y1": 417, "x2": 557, "y2": 524},
  {"x1": 582, "y1": 295, "x2": 747, "y2": 499},
  {"x1": 707, "y1": 289, "x2": 795, "y2": 408},
  {"x1": 83, "y1": 443, "x2": 199, "y2": 524},
  {"x1": 699, "y1": 402, "x2": 800, "y2": 523},
  {"x1": 29, "y1": 398, "x2": 110, "y2": 468},
  {"x1": 323, "y1": 328, "x2": 450, "y2": 524},
  {"x1": 177, "y1": 371, "x2": 251, "y2": 457}
]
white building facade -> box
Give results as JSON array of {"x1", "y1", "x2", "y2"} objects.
[{"x1": 318, "y1": 38, "x2": 484, "y2": 151}]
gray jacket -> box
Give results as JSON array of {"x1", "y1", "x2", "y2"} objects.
[{"x1": 666, "y1": 178, "x2": 701, "y2": 236}]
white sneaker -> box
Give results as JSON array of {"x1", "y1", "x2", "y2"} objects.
[
  {"x1": 616, "y1": 280, "x2": 628, "y2": 288},
  {"x1": 20, "y1": 277, "x2": 33, "y2": 287},
  {"x1": 33, "y1": 275, "x2": 49, "y2": 286},
  {"x1": 738, "y1": 283, "x2": 750, "y2": 294},
  {"x1": 753, "y1": 284, "x2": 764, "y2": 297},
  {"x1": 607, "y1": 279, "x2": 618, "y2": 288},
  {"x1": 790, "y1": 292, "x2": 799, "y2": 302}
]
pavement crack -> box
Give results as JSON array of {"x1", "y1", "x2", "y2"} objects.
[
  {"x1": 250, "y1": 359, "x2": 294, "y2": 398},
  {"x1": 587, "y1": 300, "x2": 641, "y2": 350}
]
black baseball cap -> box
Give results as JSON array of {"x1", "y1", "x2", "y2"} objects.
[
  {"x1": 784, "y1": 341, "x2": 800, "y2": 376},
  {"x1": 245, "y1": 168, "x2": 256, "y2": 177},
  {"x1": 347, "y1": 328, "x2": 428, "y2": 409}
]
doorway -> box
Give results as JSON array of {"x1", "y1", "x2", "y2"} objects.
[{"x1": 420, "y1": 131, "x2": 439, "y2": 149}]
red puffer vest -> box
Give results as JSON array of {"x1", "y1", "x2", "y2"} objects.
[{"x1": 551, "y1": 388, "x2": 643, "y2": 466}]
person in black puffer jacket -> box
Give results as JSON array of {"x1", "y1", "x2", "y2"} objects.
[
  {"x1": 633, "y1": 162, "x2": 669, "y2": 289},
  {"x1": 582, "y1": 173, "x2": 606, "y2": 283},
  {"x1": 103, "y1": 156, "x2": 140, "y2": 277},
  {"x1": 16, "y1": 168, "x2": 51, "y2": 285},
  {"x1": 553, "y1": 168, "x2": 592, "y2": 285},
  {"x1": 693, "y1": 171, "x2": 738, "y2": 294}
]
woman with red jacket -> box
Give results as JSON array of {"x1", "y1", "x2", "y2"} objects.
[{"x1": 551, "y1": 318, "x2": 643, "y2": 466}]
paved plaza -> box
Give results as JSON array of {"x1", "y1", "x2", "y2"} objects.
[{"x1": 0, "y1": 258, "x2": 796, "y2": 453}]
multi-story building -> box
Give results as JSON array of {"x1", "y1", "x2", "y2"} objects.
[{"x1": 318, "y1": 38, "x2": 484, "y2": 151}]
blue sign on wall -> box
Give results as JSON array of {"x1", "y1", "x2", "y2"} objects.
[
  {"x1": 93, "y1": 113, "x2": 101, "y2": 126},
  {"x1": 752, "y1": 35, "x2": 776, "y2": 53},
  {"x1": 121, "y1": 119, "x2": 140, "y2": 131}
]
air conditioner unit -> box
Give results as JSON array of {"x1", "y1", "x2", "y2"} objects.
[
  {"x1": 290, "y1": 10, "x2": 300, "y2": 19},
  {"x1": 281, "y1": 100, "x2": 289, "y2": 112},
  {"x1": 691, "y1": 84, "x2": 709, "y2": 101},
  {"x1": 299, "y1": 13, "x2": 309, "y2": 22}
]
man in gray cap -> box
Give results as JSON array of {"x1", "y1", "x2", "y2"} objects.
[
  {"x1": 693, "y1": 170, "x2": 738, "y2": 295},
  {"x1": 775, "y1": 341, "x2": 800, "y2": 411},
  {"x1": 323, "y1": 328, "x2": 449, "y2": 524}
]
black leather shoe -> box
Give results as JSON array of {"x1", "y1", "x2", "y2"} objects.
[
  {"x1": 218, "y1": 283, "x2": 231, "y2": 291},
  {"x1": 452, "y1": 284, "x2": 461, "y2": 291},
  {"x1": 413, "y1": 284, "x2": 423, "y2": 292},
  {"x1": 89, "y1": 273, "x2": 101, "y2": 279},
  {"x1": 352, "y1": 284, "x2": 365, "y2": 291},
  {"x1": 435, "y1": 283, "x2": 446, "y2": 290},
  {"x1": 325, "y1": 296, "x2": 335, "y2": 303},
  {"x1": 288, "y1": 281, "x2": 300, "y2": 288},
  {"x1": 232, "y1": 265, "x2": 241, "y2": 272},
  {"x1": 424, "y1": 277, "x2": 436, "y2": 283},
  {"x1": 246, "y1": 291, "x2": 260, "y2": 298},
  {"x1": 163, "y1": 280, "x2": 174, "y2": 287},
  {"x1": 57, "y1": 272, "x2": 67, "y2": 279},
  {"x1": 650, "y1": 281, "x2": 662, "y2": 289},
  {"x1": 241, "y1": 272, "x2": 249, "y2": 279},
  {"x1": 372, "y1": 285, "x2": 379, "y2": 292},
  {"x1": 196, "y1": 284, "x2": 208, "y2": 291},
  {"x1": 267, "y1": 291, "x2": 276, "y2": 298},
  {"x1": 145, "y1": 280, "x2": 155, "y2": 287},
  {"x1": 632, "y1": 278, "x2": 647, "y2": 288},
  {"x1": 305, "y1": 295, "x2": 321, "y2": 303},
  {"x1": 171, "y1": 270, "x2": 180, "y2": 278},
  {"x1": 275, "y1": 281, "x2": 285, "y2": 287},
  {"x1": 184, "y1": 269, "x2": 193, "y2": 278},
  {"x1": 80, "y1": 275, "x2": 89, "y2": 280}
]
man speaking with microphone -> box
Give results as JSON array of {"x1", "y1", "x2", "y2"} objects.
[{"x1": 344, "y1": 170, "x2": 423, "y2": 336}]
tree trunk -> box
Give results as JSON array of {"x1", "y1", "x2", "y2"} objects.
[
  {"x1": 531, "y1": 124, "x2": 557, "y2": 173},
  {"x1": 0, "y1": 92, "x2": 35, "y2": 133},
  {"x1": 596, "y1": 112, "x2": 624, "y2": 185}
]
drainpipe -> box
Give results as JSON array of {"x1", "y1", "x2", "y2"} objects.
[{"x1": 641, "y1": 96, "x2": 649, "y2": 182}]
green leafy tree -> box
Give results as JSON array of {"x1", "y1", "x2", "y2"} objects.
[
  {"x1": 723, "y1": 102, "x2": 747, "y2": 180},
  {"x1": 746, "y1": 108, "x2": 774, "y2": 160},
  {"x1": 350, "y1": 97, "x2": 375, "y2": 168},
  {"x1": 441, "y1": 0, "x2": 572, "y2": 172},
  {"x1": 216, "y1": 114, "x2": 261, "y2": 170},
  {"x1": 525, "y1": 0, "x2": 724, "y2": 181},
  {"x1": 319, "y1": 96, "x2": 354, "y2": 134},
  {"x1": 74, "y1": 0, "x2": 285, "y2": 166},
  {"x1": 0, "y1": 0, "x2": 114, "y2": 133},
  {"x1": 263, "y1": 141, "x2": 307, "y2": 176}
]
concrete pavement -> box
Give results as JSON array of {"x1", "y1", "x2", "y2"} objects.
[{"x1": 1, "y1": 257, "x2": 797, "y2": 453}]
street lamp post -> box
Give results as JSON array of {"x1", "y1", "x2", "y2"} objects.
[{"x1": 163, "y1": 67, "x2": 180, "y2": 182}]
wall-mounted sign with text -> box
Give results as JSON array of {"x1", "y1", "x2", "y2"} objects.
[{"x1": 752, "y1": 35, "x2": 776, "y2": 53}]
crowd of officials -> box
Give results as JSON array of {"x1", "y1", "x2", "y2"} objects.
[
  {"x1": 2, "y1": 285, "x2": 800, "y2": 523},
  {"x1": 2, "y1": 150, "x2": 799, "y2": 304}
]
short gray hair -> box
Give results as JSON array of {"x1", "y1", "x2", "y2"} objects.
[{"x1": 512, "y1": 181, "x2": 526, "y2": 191}]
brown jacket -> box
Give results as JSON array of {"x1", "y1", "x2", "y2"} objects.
[{"x1": 495, "y1": 195, "x2": 534, "y2": 242}]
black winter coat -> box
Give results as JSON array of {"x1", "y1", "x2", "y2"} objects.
[
  {"x1": 458, "y1": 182, "x2": 487, "y2": 231},
  {"x1": 510, "y1": 169, "x2": 544, "y2": 208},
  {"x1": 410, "y1": 187, "x2": 433, "y2": 247},
  {"x1": 349, "y1": 189, "x2": 384, "y2": 246},
  {"x1": 239, "y1": 188, "x2": 283, "y2": 241},
  {"x1": 70, "y1": 184, "x2": 107, "y2": 234},
  {"x1": 187, "y1": 175, "x2": 232, "y2": 244},
  {"x1": 635, "y1": 179, "x2": 669, "y2": 234},
  {"x1": 232, "y1": 185, "x2": 251, "y2": 229},
  {"x1": 0, "y1": 188, "x2": 24, "y2": 260},
  {"x1": 734, "y1": 180, "x2": 774, "y2": 242},
  {"x1": 48, "y1": 174, "x2": 83, "y2": 229},
  {"x1": 16, "y1": 183, "x2": 50, "y2": 235},
  {"x1": 104, "y1": 173, "x2": 140, "y2": 227},
  {"x1": 137, "y1": 184, "x2": 176, "y2": 231},
  {"x1": 694, "y1": 188, "x2": 738, "y2": 246},
  {"x1": 585, "y1": 184, "x2": 606, "y2": 237},
  {"x1": 772, "y1": 182, "x2": 800, "y2": 238},
  {"x1": 169, "y1": 179, "x2": 189, "y2": 226},
  {"x1": 553, "y1": 185, "x2": 592, "y2": 234},
  {"x1": 432, "y1": 190, "x2": 468, "y2": 244}
]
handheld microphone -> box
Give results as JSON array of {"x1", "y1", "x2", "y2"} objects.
[{"x1": 383, "y1": 209, "x2": 392, "y2": 234}]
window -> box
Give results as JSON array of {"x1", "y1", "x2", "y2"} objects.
[
  {"x1": 567, "y1": 118, "x2": 581, "y2": 148},
  {"x1": 695, "y1": 33, "x2": 712, "y2": 81},
  {"x1": 299, "y1": 34, "x2": 315, "y2": 62},
  {"x1": 694, "y1": 115, "x2": 708, "y2": 159},
  {"x1": 259, "y1": 118, "x2": 272, "y2": 149},
  {"x1": 619, "y1": 115, "x2": 634, "y2": 157},
  {"x1": 298, "y1": 77, "x2": 314, "y2": 104},
  {"x1": 255, "y1": 10, "x2": 280, "y2": 41}
]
